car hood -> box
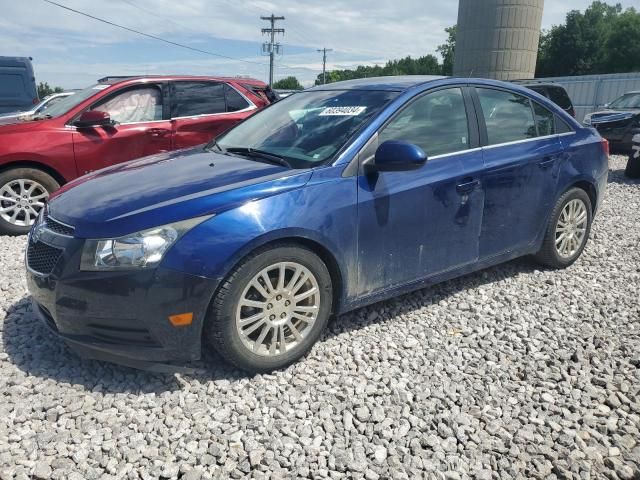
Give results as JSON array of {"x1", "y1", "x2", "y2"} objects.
[
  {"x1": 0, "y1": 115, "x2": 49, "y2": 130},
  {"x1": 48, "y1": 147, "x2": 312, "y2": 238},
  {"x1": 586, "y1": 109, "x2": 640, "y2": 125},
  {"x1": 0, "y1": 116, "x2": 26, "y2": 126}
]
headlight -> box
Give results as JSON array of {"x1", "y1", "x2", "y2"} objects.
[{"x1": 80, "y1": 216, "x2": 210, "y2": 271}]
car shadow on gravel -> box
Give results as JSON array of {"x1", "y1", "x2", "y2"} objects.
[
  {"x1": 323, "y1": 255, "x2": 541, "y2": 340},
  {"x1": 2, "y1": 296, "x2": 246, "y2": 393},
  {"x1": 608, "y1": 167, "x2": 639, "y2": 185}
]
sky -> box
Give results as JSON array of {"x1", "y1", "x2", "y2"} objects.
[{"x1": 3, "y1": 0, "x2": 639, "y2": 89}]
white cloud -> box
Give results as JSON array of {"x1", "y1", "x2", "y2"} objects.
[{"x1": 4, "y1": 0, "x2": 638, "y2": 88}]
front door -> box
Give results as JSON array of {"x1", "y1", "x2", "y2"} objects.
[
  {"x1": 72, "y1": 83, "x2": 172, "y2": 174},
  {"x1": 473, "y1": 87, "x2": 564, "y2": 258},
  {"x1": 356, "y1": 87, "x2": 485, "y2": 296}
]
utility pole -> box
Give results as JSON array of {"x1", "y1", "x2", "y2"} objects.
[
  {"x1": 261, "y1": 14, "x2": 285, "y2": 87},
  {"x1": 317, "y1": 47, "x2": 333, "y2": 84}
]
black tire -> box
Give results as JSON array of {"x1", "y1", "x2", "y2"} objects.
[
  {"x1": 205, "y1": 244, "x2": 333, "y2": 373},
  {"x1": 0, "y1": 168, "x2": 60, "y2": 236},
  {"x1": 535, "y1": 188, "x2": 593, "y2": 269},
  {"x1": 624, "y1": 152, "x2": 640, "y2": 179}
]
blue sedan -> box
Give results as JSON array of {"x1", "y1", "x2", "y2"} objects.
[{"x1": 26, "y1": 76, "x2": 609, "y2": 373}]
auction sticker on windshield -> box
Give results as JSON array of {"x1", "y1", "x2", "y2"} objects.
[{"x1": 319, "y1": 106, "x2": 367, "y2": 116}]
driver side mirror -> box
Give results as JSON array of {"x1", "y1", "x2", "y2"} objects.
[
  {"x1": 369, "y1": 140, "x2": 428, "y2": 172},
  {"x1": 74, "y1": 110, "x2": 114, "y2": 129}
]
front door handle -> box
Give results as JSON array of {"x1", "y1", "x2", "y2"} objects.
[
  {"x1": 456, "y1": 178, "x2": 480, "y2": 195},
  {"x1": 538, "y1": 156, "x2": 556, "y2": 169},
  {"x1": 148, "y1": 128, "x2": 170, "y2": 137}
]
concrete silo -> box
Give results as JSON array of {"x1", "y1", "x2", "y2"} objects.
[{"x1": 453, "y1": 0, "x2": 544, "y2": 80}]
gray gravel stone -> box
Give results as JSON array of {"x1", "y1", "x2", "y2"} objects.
[{"x1": 0, "y1": 155, "x2": 638, "y2": 478}]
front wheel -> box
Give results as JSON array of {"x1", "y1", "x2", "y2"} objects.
[
  {"x1": 535, "y1": 188, "x2": 593, "y2": 269},
  {"x1": 0, "y1": 168, "x2": 59, "y2": 236},
  {"x1": 205, "y1": 244, "x2": 333, "y2": 373}
]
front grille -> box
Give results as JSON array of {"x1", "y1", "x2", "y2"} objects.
[
  {"x1": 43, "y1": 209, "x2": 74, "y2": 236},
  {"x1": 27, "y1": 240, "x2": 63, "y2": 275}
]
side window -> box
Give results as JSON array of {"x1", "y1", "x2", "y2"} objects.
[
  {"x1": 225, "y1": 85, "x2": 250, "y2": 112},
  {"x1": 477, "y1": 88, "x2": 536, "y2": 145},
  {"x1": 92, "y1": 86, "x2": 163, "y2": 123},
  {"x1": 532, "y1": 102, "x2": 555, "y2": 136},
  {"x1": 379, "y1": 88, "x2": 469, "y2": 157},
  {"x1": 171, "y1": 82, "x2": 225, "y2": 118}
]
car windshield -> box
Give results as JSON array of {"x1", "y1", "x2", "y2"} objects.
[
  {"x1": 608, "y1": 92, "x2": 640, "y2": 110},
  {"x1": 39, "y1": 84, "x2": 108, "y2": 118},
  {"x1": 213, "y1": 89, "x2": 399, "y2": 168}
]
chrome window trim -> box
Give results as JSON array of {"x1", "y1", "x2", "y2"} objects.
[
  {"x1": 169, "y1": 104, "x2": 256, "y2": 121},
  {"x1": 429, "y1": 147, "x2": 482, "y2": 160},
  {"x1": 482, "y1": 132, "x2": 575, "y2": 150},
  {"x1": 66, "y1": 119, "x2": 170, "y2": 129}
]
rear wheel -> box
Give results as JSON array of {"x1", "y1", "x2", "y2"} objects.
[
  {"x1": 535, "y1": 188, "x2": 592, "y2": 269},
  {"x1": 205, "y1": 244, "x2": 333, "y2": 373},
  {"x1": 0, "y1": 168, "x2": 59, "y2": 236}
]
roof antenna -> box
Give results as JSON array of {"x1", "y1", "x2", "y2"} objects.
[{"x1": 468, "y1": 69, "x2": 474, "y2": 78}]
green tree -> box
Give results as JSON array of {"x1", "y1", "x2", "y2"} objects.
[
  {"x1": 272, "y1": 76, "x2": 303, "y2": 90},
  {"x1": 314, "y1": 54, "x2": 442, "y2": 85},
  {"x1": 37, "y1": 82, "x2": 64, "y2": 98},
  {"x1": 536, "y1": 2, "x2": 640, "y2": 76},
  {"x1": 436, "y1": 25, "x2": 456, "y2": 76}
]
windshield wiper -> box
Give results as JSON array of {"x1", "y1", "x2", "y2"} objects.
[
  {"x1": 204, "y1": 139, "x2": 226, "y2": 153},
  {"x1": 225, "y1": 147, "x2": 293, "y2": 168}
]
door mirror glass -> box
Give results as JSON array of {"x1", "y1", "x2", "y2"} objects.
[
  {"x1": 372, "y1": 140, "x2": 427, "y2": 172},
  {"x1": 74, "y1": 110, "x2": 113, "y2": 128}
]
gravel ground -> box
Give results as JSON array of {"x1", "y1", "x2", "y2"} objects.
[{"x1": 0, "y1": 154, "x2": 639, "y2": 480}]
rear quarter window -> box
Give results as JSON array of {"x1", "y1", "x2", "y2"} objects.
[
  {"x1": 225, "y1": 85, "x2": 250, "y2": 112},
  {"x1": 547, "y1": 87, "x2": 572, "y2": 110}
]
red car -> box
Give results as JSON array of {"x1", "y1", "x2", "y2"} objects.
[{"x1": 0, "y1": 75, "x2": 275, "y2": 235}]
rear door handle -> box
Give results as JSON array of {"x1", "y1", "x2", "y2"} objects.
[
  {"x1": 148, "y1": 128, "x2": 170, "y2": 137},
  {"x1": 456, "y1": 178, "x2": 480, "y2": 195},
  {"x1": 538, "y1": 156, "x2": 557, "y2": 169}
]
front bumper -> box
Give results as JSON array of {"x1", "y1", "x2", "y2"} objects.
[{"x1": 25, "y1": 227, "x2": 218, "y2": 369}]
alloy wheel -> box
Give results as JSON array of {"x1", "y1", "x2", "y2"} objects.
[
  {"x1": 0, "y1": 179, "x2": 48, "y2": 227},
  {"x1": 555, "y1": 198, "x2": 588, "y2": 258},
  {"x1": 235, "y1": 261, "x2": 321, "y2": 357}
]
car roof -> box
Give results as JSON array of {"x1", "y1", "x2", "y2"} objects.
[
  {"x1": 517, "y1": 82, "x2": 565, "y2": 89},
  {"x1": 98, "y1": 75, "x2": 267, "y2": 87},
  {"x1": 307, "y1": 75, "x2": 446, "y2": 92}
]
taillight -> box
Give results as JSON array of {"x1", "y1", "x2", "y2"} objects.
[{"x1": 601, "y1": 138, "x2": 609, "y2": 157}]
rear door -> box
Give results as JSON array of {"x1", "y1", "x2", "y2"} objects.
[
  {"x1": 71, "y1": 83, "x2": 173, "y2": 174},
  {"x1": 169, "y1": 81, "x2": 255, "y2": 149},
  {"x1": 474, "y1": 87, "x2": 564, "y2": 258}
]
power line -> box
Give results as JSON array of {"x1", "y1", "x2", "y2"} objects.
[
  {"x1": 42, "y1": 0, "x2": 267, "y2": 66},
  {"x1": 261, "y1": 14, "x2": 285, "y2": 86},
  {"x1": 317, "y1": 48, "x2": 333, "y2": 84}
]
